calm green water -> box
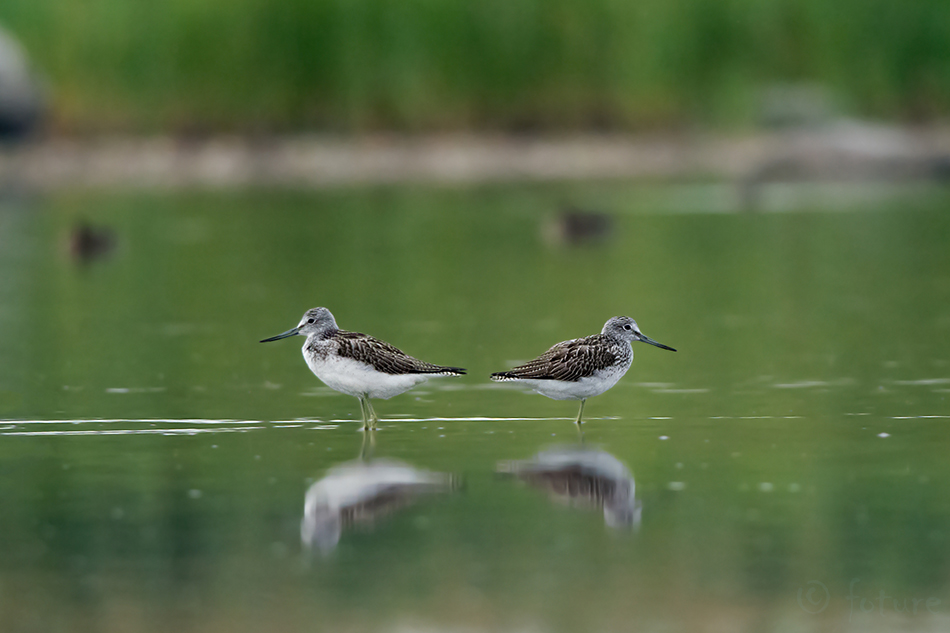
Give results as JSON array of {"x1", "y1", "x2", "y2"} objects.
[{"x1": 1, "y1": 184, "x2": 949, "y2": 632}]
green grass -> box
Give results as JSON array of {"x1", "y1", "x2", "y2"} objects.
[{"x1": 4, "y1": 0, "x2": 950, "y2": 133}]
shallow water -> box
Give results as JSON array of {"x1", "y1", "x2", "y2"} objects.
[{"x1": 1, "y1": 183, "x2": 950, "y2": 632}]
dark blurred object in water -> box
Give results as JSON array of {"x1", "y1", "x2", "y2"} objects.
[
  {"x1": 301, "y1": 458, "x2": 458, "y2": 554},
  {"x1": 542, "y1": 206, "x2": 613, "y2": 246},
  {"x1": 498, "y1": 445, "x2": 641, "y2": 530},
  {"x1": 0, "y1": 26, "x2": 44, "y2": 140},
  {"x1": 68, "y1": 222, "x2": 116, "y2": 264}
]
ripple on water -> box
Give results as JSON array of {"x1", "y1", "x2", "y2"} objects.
[
  {"x1": 0, "y1": 416, "x2": 592, "y2": 437},
  {"x1": 772, "y1": 379, "x2": 855, "y2": 389},
  {"x1": 892, "y1": 415, "x2": 950, "y2": 419},
  {"x1": 1, "y1": 419, "x2": 268, "y2": 437},
  {"x1": 891, "y1": 378, "x2": 950, "y2": 386}
]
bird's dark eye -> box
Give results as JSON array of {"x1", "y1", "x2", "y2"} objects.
[
  {"x1": 623, "y1": 324, "x2": 631, "y2": 331},
  {"x1": 307, "y1": 319, "x2": 314, "y2": 324}
]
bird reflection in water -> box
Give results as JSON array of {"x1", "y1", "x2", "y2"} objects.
[
  {"x1": 302, "y1": 433, "x2": 459, "y2": 553},
  {"x1": 498, "y1": 445, "x2": 641, "y2": 530}
]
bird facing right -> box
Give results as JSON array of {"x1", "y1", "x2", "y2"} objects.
[{"x1": 490, "y1": 316, "x2": 676, "y2": 424}]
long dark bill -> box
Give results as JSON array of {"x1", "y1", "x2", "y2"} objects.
[
  {"x1": 260, "y1": 327, "x2": 300, "y2": 343},
  {"x1": 639, "y1": 334, "x2": 676, "y2": 352}
]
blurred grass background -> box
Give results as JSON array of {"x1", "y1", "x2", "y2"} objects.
[{"x1": 3, "y1": 0, "x2": 950, "y2": 135}]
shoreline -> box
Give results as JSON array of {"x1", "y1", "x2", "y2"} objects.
[{"x1": 3, "y1": 124, "x2": 950, "y2": 191}]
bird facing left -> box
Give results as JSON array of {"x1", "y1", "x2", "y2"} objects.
[{"x1": 261, "y1": 307, "x2": 466, "y2": 430}]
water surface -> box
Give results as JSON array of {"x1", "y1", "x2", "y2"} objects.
[{"x1": 1, "y1": 184, "x2": 949, "y2": 632}]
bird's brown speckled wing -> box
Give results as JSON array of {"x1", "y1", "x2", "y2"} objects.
[
  {"x1": 493, "y1": 335, "x2": 616, "y2": 382},
  {"x1": 333, "y1": 331, "x2": 466, "y2": 376}
]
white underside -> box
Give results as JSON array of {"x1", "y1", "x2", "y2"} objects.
[
  {"x1": 304, "y1": 348, "x2": 432, "y2": 399},
  {"x1": 513, "y1": 367, "x2": 627, "y2": 401}
]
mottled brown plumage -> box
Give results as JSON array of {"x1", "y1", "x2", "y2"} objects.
[
  {"x1": 491, "y1": 334, "x2": 624, "y2": 382},
  {"x1": 330, "y1": 330, "x2": 465, "y2": 376}
]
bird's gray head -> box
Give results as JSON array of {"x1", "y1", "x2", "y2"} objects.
[
  {"x1": 260, "y1": 307, "x2": 339, "y2": 343},
  {"x1": 602, "y1": 316, "x2": 676, "y2": 352}
]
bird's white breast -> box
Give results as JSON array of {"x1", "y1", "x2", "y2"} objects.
[
  {"x1": 302, "y1": 342, "x2": 429, "y2": 399},
  {"x1": 523, "y1": 362, "x2": 630, "y2": 401}
]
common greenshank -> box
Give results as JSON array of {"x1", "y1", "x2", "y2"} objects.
[
  {"x1": 491, "y1": 316, "x2": 675, "y2": 424},
  {"x1": 261, "y1": 307, "x2": 465, "y2": 429}
]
